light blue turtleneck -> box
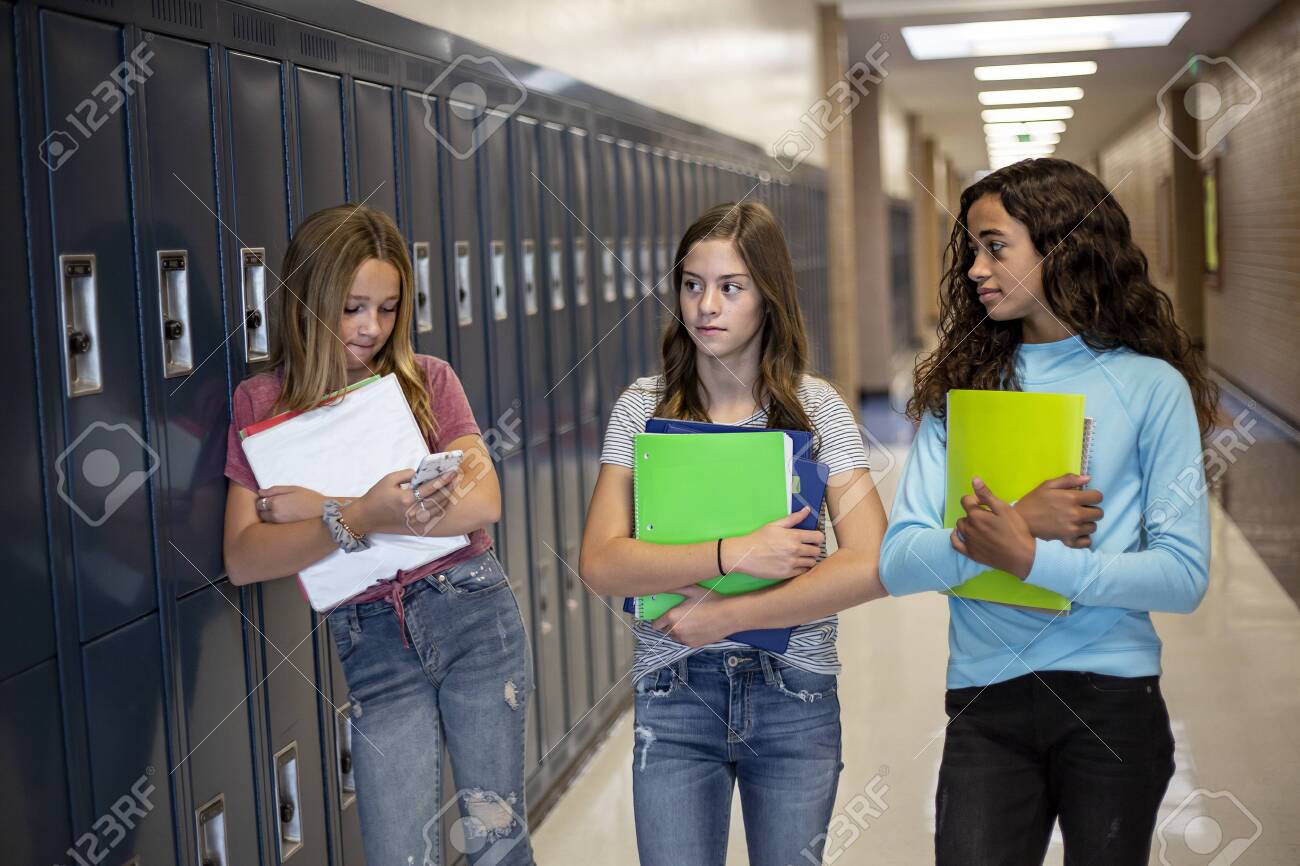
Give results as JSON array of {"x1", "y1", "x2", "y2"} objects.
[{"x1": 880, "y1": 335, "x2": 1210, "y2": 688}]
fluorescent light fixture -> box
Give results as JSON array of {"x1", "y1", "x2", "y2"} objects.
[
  {"x1": 988, "y1": 142, "x2": 1055, "y2": 154},
  {"x1": 974, "y1": 61, "x2": 1098, "y2": 81},
  {"x1": 989, "y1": 147, "x2": 1055, "y2": 159},
  {"x1": 901, "y1": 12, "x2": 1189, "y2": 60},
  {"x1": 979, "y1": 87, "x2": 1083, "y2": 105},
  {"x1": 982, "y1": 106, "x2": 1074, "y2": 123},
  {"x1": 984, "y1": 120, "x2": 1067, "y2": 136},
  {"x1": 987, "y1": 131, "x2": 1060, "y2": 145}
]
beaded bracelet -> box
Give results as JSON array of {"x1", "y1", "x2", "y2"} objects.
[{"x1": 323, "y1": 499, "x2": 371, "y2": 553}]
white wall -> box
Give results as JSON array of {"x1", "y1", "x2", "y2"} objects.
[{"x1": 361, "y1": 0, "x2": 827, "y2": 166}]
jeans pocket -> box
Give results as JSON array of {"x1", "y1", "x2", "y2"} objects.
[
  {"x1": 1084, "y1": 672, "x2": 1158, "y2": 694},
  {"x1": 634, "y1": 666, "x2": 677, "y2": 698},
  {"x1": 771, "y1": 664, "x2": 837, "y2": 703},
  {"x1": 444, "y1": 553, "x2": 510, "y2": 597},
  {"x1": 327, "y1": 610, "x2": 358, "y2": 663}
]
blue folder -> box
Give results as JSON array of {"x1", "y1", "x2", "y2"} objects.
[{"x1": 624, "y1": 419, "x2": 831, "y2": 654}]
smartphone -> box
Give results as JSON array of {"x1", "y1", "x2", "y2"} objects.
[{"x1": 410, "y1": 449, "x2": 464, "y2": 488}]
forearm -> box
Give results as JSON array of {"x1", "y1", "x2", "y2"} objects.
[
  {"x1": 721, "y1": 548, "x2": 885, "y2": 629},
  {"x1": 225, "y1": 516, "x2": 340, "y2": 585},
  {"x1": 1025, "y1": 537, "x2": 1208, "y2": 612},
  {"x1": 582, "y1": 536, "x2": 727, "y2": 596},
  {"x1": 880, "y1": 525, "x2": 985, "y2": 596}
]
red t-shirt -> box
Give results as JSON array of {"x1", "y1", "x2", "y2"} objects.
[{"x1": 224, "y1": 354, "x2": 494, "y2": 605}]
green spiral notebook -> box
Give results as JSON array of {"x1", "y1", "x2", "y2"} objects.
[
  {"x1": 632, "y1": 431, "x2": 793, "y2": 621},
  {"x1": 945, "y1": 389, "x2": 1096, "y2": 613}
]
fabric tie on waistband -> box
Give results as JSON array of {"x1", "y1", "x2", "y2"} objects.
[{"x1": 381, "y1": 572, "x2": 411, "y2": 649}]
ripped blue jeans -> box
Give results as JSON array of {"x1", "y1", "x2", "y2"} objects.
[
  {"x1": 327, "y1": 551, "x2": 534, "y2": 866},
  {"x1": 631, "y1": 649, "x2": 843, "y2": 866}
]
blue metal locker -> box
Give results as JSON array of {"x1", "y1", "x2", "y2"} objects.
[
  {"x1": 612, "y1": 137, "x2": 647, "y2": 380},
  {"x1": 567, "y1": 125, "x2": 614, "y2": 698},
  {"x1": 538, "y1": 118, "x2": 594, "y2": 729},
  {"x1": 222, "y1": 34, "x2": 331, "y2": 864},
  {"x1": 293, "y1": 65, "x2": 348, "y2": 218},
  {"x1": 0, "y1": 0, "x2": 54, "y2": 681},
  {"x1": 400, "y1": 87, "x2": 451, "y2": 362},
  {"x1": 0, "y1": 660, "x2": 73, "y2": 866},
  {"x1": 82, "y1": 614, "x2": 177, "y2": 864},
  {"x1": 137, "y1": 31, "x2": 230, "y2": 599},
  {"x1": 591, "y1": 131, "x2": 634, "y2": 678},
  {"x1": 441, "y1": 96, "x2": 492, "y2": 426},
  {"x1": 635, "y1": 142, "x2": 661, "y2": 374},
  {"x1": 37, "y1": 9, "x2": 158, "y2": 643},
  {"x1": 352, "y1": 77, "x2": 400, "y2": 221},
  {"x1": 513, "y1": 113, "x2": 567, "y2": 768},
  {"x1": 176, "y1": 583, "x2": 262, "y2": 866}
]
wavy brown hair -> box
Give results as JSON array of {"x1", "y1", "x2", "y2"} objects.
[
  {"x1": 264, "y1": 203, "x2": 437, "y2": 441},
  {"x1": 655, "y1": 202, "x2": 820, "y2": 454},
  {"x1": 907, "y1": 158, "x2": 1217, "y2": 439}
]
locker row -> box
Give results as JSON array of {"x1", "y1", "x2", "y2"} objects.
[{"x1": 2, "y1": 1, "x2": 830, "y2": 864}]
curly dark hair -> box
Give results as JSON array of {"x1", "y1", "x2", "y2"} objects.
[{"x1": 906, "y1": 157, "x2": 1218, "y2": 439}]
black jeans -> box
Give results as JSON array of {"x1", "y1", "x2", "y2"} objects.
[{"x1": 935, "y1": 670, "x2": 1175, "y2": 866}]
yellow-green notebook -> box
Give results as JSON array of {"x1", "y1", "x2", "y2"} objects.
[
  {"x1": 945, "y1": 389, "x2": 1095, "y2": 612},
  {"x1": 632, "y1": 431, "x2": 792, "y2": 620}
]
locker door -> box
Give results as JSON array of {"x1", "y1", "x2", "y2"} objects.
[
  {"x1": 515, "y1": 116, "x2": 565, "y2": 766},
  {"x1": 401, "y1": 89, "x2": 450, "y2": 361},
  {"x1": 139, "y1": 32, "x2": 229, "y2": 598},
  {"x1": 176, "y1": 584, "x2": 261, "y2": 866},
  {"x1": 614, "y1": 138, "x2": 646, "y2": 378},
  {"x1": 634, "y1": 143, "x2": 660, "y2": 374},
  {"x1": 82, "y1": 615, "x2": 177, "y2": 864},
  {"x1": 481, "y1": 110, "x2": 534, "y2": 763},
  {"x1": 293, "y1": 64, "x2": 347, "y2": 217},
  {"x1": 38, "y1": 10, "x2": 157, "y2": 642},
  {"x1": 539, "y1": 120, "x2": 592, "y2": 728},
  {"x1": 0, "y1": 661, "x2": 72, "y2": 866},
  {"x1": 592, "y1": 132, "x2": 632, "y2": 676},
  {"x1": 653, "y1": 148, "x2": 673, "y2": 293},
  {"x1": 352, "y1": 78, "x2": 399, "y2": 220},
  {"x1": 223, "y1": 46, "x2": 331, "y2": 865},
  {"x1": 0, "y1": 1, "x2": 53, "y2": 680},
  {"x1": 443, "y1": 97, "x2": 491, "y2": 426},
  {"x1": 564, "y1": 124, "x2": 613, "y2": 696}
]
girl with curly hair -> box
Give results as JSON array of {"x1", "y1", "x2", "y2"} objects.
[{"x1": 880, "y1": 158, "x2": 1217, "y2": 865}]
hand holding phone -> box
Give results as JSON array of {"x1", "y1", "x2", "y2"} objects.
[{"x1": 410, "y1": 449, "x2": 464, "y2": 488}]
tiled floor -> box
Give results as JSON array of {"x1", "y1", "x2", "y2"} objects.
[{"x1": 533, "y1": 427, "x2": 1300, "y2": 865}]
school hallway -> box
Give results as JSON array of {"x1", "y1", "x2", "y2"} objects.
[{"x1": 7, "y1": 1, "x2": 1300, "y2": 865}]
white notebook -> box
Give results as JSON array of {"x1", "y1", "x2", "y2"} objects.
[{"x1": 239, "y1": 373, "x2": 469, "y2": 610}]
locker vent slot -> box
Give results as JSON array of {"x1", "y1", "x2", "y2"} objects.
[
  {"x1": 232, "y1": 10, "x2": 277, "y2": 48},
  {"x1": 356, "y1": 47, "x2": 390, "y2": 76},
  {"x1": 151, "y1": 0, "x2": 203, "y2": 29},
  {"x1": 406, "y1": 59, "x2": 437, "y2": 84},
  {"x1": 300, "y1": 31, "x2": 338, "y2": 64}
]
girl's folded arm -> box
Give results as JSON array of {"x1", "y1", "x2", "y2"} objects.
[
  {"x1": 879, "y1": 412, "x2": 990, "y2": 596},
  {"x1": 1023, "y1": 378, "x2": 1210, "y2": 613}
]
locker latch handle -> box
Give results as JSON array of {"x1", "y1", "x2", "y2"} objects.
[
  {"x1": 158, "y1": 250, "x2": 194, "y2": 377},
  {"x1": 196, "y1": 793, "x2": 230, "y2": 866},
  {"x1": 412, "y1": 242, "x2": 434, "y2": 333},
  {"x1": 58, "y1": 254, "x2": 103, "y2": 397},
  {"x1": 241, "y1": 247, "x2": 269, "y2": 363},
  {"x1": 273, "y1": 742, "x2": 303, "y2": 860}
]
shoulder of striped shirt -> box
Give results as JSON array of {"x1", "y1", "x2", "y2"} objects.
[{"x1": 624, "y1": 374, "x2": 838, "y2": 410}]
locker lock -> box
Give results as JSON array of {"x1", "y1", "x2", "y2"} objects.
[
  {"x1": 164, "y1": 318, "x2": 185, "y2": 340},
  {"x1": 341, "y1": 752, "x2": 352, "y2": 774},
  {"x1": 280, "y1": 799, "x2": 295, "y2": 824},
  {"x1": 68, "y1": 330, "x2": 93, "y2": 354},
  {"x1": 246, "y1": 309, "x2": 263, "y2": 330}
]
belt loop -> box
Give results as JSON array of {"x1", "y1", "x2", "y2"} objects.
[
  {"x1": 675, "y1": 656, "x2": 690, "y2": 686},
  {"x1": 759, "y1": 652, "x2": 779, "y2": 685},
  {"x1": 345, "y1": 604, "x2": 360, "y2": 636}
]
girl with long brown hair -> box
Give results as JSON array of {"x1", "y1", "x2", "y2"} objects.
[
  {"x1": 881, "y1": 158, "x2": 1215, "y2": 864},
  {"x1": 580, "y1": 201, "x2": 888, "y2": 865},
  {"x1": 222, "y1": 204, "x2": 533, "y2": 866}
]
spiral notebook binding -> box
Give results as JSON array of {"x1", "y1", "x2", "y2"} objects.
[{"x1": 1080, "y1": 417, "x2": 1096, "y2": 476}]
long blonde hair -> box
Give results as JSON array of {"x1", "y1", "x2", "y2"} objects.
[
  {"x1": 265, "y1": 203, "x2": 437, "y2": 441},
  {"x1": 656, "y1": 202, "x2": 817, "y2": 452}
]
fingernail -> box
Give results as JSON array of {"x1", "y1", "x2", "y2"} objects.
[{"x1": 972, "y1": 476, "x2": 984, "y2": 487}]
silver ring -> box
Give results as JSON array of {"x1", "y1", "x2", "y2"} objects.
[
  {"x1": 412, "y1": 486, "x2": 424, "y2": 503},
  {"x1": 258, "y1": 496, "x2": 269, "y2": 512}
]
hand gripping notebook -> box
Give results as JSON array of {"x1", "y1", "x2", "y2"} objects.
[
  {"x1": 624, "y1": 421, "x2": 829, "y2": 653},
  {"x1": 631, "y1": 431, "x2": 793, "y2": 637},
  {"x1": 239, "y1": 373, "x2": 470, "y2": 611},
  {"x1": 945, "y1": 389, "x2": 1096, "y2": 612}
]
